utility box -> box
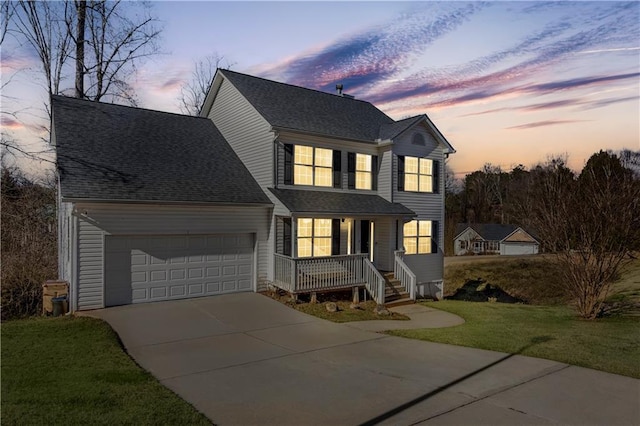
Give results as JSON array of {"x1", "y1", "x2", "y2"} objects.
[{"x1": 42, "y1": 280, "x2": 69, "y2": 315}]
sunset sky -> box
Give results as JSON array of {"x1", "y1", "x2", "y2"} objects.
[{"x1": 2, "y1": 1, "x2": 639, "y2": 178}]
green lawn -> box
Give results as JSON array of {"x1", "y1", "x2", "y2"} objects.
[
  {"x1": 388, "y1": 300, "x2": 640, "y2": 378},
  {"x1": 1, "y1": 316, "x2": 211, "y2": 425}
]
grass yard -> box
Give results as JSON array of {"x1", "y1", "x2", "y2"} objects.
[
  {"x1": 388, "y1": 300, "x2": 640, "y2": 378},
  {"x1": 1, "y1": 316, "x2": 211, "y2": 425}
]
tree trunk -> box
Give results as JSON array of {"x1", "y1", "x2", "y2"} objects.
[{"x1": 74, "y1": 0, "x2": 86, "y2": 98}]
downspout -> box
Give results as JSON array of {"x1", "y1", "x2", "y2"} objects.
[
  {"x1": 71, "y1": 209, "x2": 79, "y2": 312},
  {"x1": 272, "y1": 130, "x2": 280, "y2": 187}
]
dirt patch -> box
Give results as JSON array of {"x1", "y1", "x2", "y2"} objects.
[{"x1": 446, "y1": 279, "x2": 526, "y2": 304}]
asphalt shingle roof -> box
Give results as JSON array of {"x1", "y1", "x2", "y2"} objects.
[
  {"x1": 378, "y1": 115, "x2": 424, "y2": 141},
  {"x1": 455, "y1": 223, "x2": 536, "y2": 242},
  {"x1": 221, "y1": 70, "x2": 395, "y2": 142},
  {"x1": 269, "y1": 188, "x2": 415, "y2": 216},
  {"x1": 53, "y1": 95, "x2": 271, "y2": 205}
]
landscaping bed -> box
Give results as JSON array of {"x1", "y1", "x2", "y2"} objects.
[
  {"x1": 263, "y1": 289, "x2": 409, "y2": 323},
  {"x1": 1, "y1": 316, "x2": 211, "y2": 425}
]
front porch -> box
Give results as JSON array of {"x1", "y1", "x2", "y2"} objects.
[{"x1": 273, "y1": 251, "x2": 416, "y2": 306}]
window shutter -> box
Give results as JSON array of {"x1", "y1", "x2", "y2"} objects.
[
  {"x1": 347, "y1": 152, "x2": 356, "y2": 189},
  {"x1": 333, "y1": 150, "x2": 342, "y2": 188},
  {"x1": 283, "y1": 217, "x2": 292, "y2": 256},
  {"x1": 371, "y1": 155, "x2": 378, "y2": 191},
  {"x1": 331, "y1": 219, "x2": 341, "y2": 255},
  {"x1": 284, "y1": 144, "x2": 293, "y2": 185},
  {"x1": 397, "y1": 155, "x2": 405, "y2": 191},
  {"x1": 432, "y1": 220, "x2": 439, "y2": 254},
  {"x1": 433, "y1": 159, "x2": 440, "y2": 193}
]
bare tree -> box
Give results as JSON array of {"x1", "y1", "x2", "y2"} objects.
[
  {"x1": 10, "y1": 0, "x2": 162, "y2": 103},
  {"x1": 515, "y1": 152, "x2": 640, "y2": 319},
  {"x1": 74, "y1": 0, "x2": 86, "y2": 98},
  {"x1": 1, "y1": 0, "x2": 13, "y2": 45},
  {"x1": 82, "y1": 0, "x2": 161, "y2": 104},
  {"x1": 178, "y1": 54, "x2": 233, "y2": 116},
  {"x1": 11, "y1": 1, "x2": 73, "y2": 99}
]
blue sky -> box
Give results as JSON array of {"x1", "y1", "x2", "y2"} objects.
[{"x1": 2, "y1": 1, "x2": 639, "y2": 177}]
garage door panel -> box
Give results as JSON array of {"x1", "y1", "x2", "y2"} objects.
[{"x1": 105, "y1": 234, "x2": 254, "y2": 307}]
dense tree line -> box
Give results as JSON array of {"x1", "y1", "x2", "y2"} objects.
[
  {"x1": 446, "y1": 150, "x2": 640, "y2": 319},
  {"x1": 1, "y1": 167, "x2": 57, "y2": 320}
]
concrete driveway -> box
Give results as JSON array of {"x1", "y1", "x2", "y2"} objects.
[{"x1": 90, "y1": 293, "x2": 639, "y2": 426}]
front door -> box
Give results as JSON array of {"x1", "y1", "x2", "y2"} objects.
[
  {"x1": 359, "y1": 220, "x2": 374, "y2": 262},
  {"x1": 360, "y1": 220, "x2": 370, "y2": 256}
]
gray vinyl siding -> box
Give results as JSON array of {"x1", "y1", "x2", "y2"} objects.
[
  {"x1": 77, "y1": 217, "x2": 104, "y2": 310},
  {"x1": 374, "y1": 218, "x2": 394, "y2": 271},
  {"x1": 58, "y1": 201, "x2": 73, "y2": 284},
  {"x1": 208, "y1": 78, "x2": 274, "y2": 188},
  {"x1": 404, "y1": 253, "x2": 444, "y2": 283},
  {"x1": 393, "y1": 123, "x2": 445, "y2": 248},
  {"x1": 393, "y1": 123, "x2": 446, "y2": 282},
  {"x1": 377, "y1": 149, "x2": 393, "y2": 202},
  {"x1": 73, "y1": 203, "x2": 271, "y2": 310}
]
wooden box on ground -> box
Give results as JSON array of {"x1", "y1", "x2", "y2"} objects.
[{"x1": 42, "y1": 280, "x2": 69, "y2": 315}]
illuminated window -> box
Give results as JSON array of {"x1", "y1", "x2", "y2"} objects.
[
  {"x1": 403, "y1": 220, "x2": 432, "y2": 254},
  {"x1": 297, "y1": 218, "x2": 332, "y2": 257},
  {"x1": 355, "y1": 154, "x2": 372, "y2": 190},
  {"x1": 294, "y1": 145, "x2": 332, "y2": 187},
  {"x1": 404, "y1": 156, "x2": 433, "y2": 192}
]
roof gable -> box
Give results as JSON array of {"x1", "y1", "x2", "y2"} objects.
[
  {"x1": 381, "y1": 115, "x2": 456, "y2": 153},
  {"x1": 52, "y1": 95, "x2": 271, "y2": 205}
]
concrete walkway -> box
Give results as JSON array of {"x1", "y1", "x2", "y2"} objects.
[
  {"x1": 344, "y1": 303, "x2": 465, "y2": 332},
  {"x1": 88, "y1": 293, "x2": 640, "y2": 426}
]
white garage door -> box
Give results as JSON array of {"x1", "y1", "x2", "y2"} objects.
[
  {"x1": 105, "y1": 234, "x2": 253, "y2": 307},
  {"x1": 501, "y1": 242, "x2": 538, "y2": 256}
]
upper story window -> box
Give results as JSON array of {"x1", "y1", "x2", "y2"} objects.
[
  {"x1": 403, "y1": 220, "x2": 436, "y2": 254},
  {"x1": 348, "y1": 152, "x2": 377, "y2": 190},
  {"x1": 294, "y1": 145, "x2": 332, "y2": 187},
  {"x1": 355, "y1": 154, "x2": 372, "y2": 190},
  {"x1": 398, "y1": 156, "x2": 438, "y2": 193}
]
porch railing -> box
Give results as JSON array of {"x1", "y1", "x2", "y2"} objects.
[
  {"x1": 273, "y1": 253, "x2": 385, "y2": 304},
  {"x1": 362, "y1": 258, "x2": 386, "y2": 305},
  {"x1": 394, "y1": 250, "x2": 417, "y2": 300}
]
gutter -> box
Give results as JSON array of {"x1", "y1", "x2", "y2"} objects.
[
  {"x1": 61, "y1": 198, "x2": 274, "y2": 207},
  {"x1": 271, "y1": 126, "x2": 378, "y2": 145}
]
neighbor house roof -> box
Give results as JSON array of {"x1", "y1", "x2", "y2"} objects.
[
  {"x1": 217, "y1": 69, "x2": 396, "y2": 142},
  {"x1": 454, "y1": 223, "x2": 538, "y2": 242},
  {"x1": 269, "y1": 188, "x2": 415, "y2": 216},
  {"x1": 52, "y1": 95, "x2": 271, "y2": 205}
]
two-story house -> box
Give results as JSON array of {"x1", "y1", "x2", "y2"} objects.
[
  {"x1": 201, "y1": 70, "x2": 456, "y2": 303},
  {"x1": 53, "y1": 69, "x2": 455, "y2": 312}
]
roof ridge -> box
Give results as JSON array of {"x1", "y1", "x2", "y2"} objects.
[
  {"x1": 220, "y1": 68, "x2": 388, "y2": 109},
  {"x1": 51, "y1": 94, "x2": 209, "y2": 121}
]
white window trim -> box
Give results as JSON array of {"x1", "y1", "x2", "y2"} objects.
[
  {"x1": 404, "y1": 156, "x2": 434, "y2": 193},
  {"x1": 294, "y1": 145, "x2": 333, "y2": 187}
]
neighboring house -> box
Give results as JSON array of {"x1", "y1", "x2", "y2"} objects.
[
  {"x1": 454, "y1": 223, "x2": 539, "y2": 256},
  {"x1": 53, "y1": 69, "x2": 455, "y2": 311}
]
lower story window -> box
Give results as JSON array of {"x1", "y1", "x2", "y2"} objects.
[
  {"x1": 297, "y1": 218, "x2": 332, "y2": 257},
  {"x1": 403, "y1": 220, "x2": 432, "y2": 254}
]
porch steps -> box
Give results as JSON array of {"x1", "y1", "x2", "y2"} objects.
[{"x1": 382, "y1": 272, "x2": 413, "y2": 307}]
